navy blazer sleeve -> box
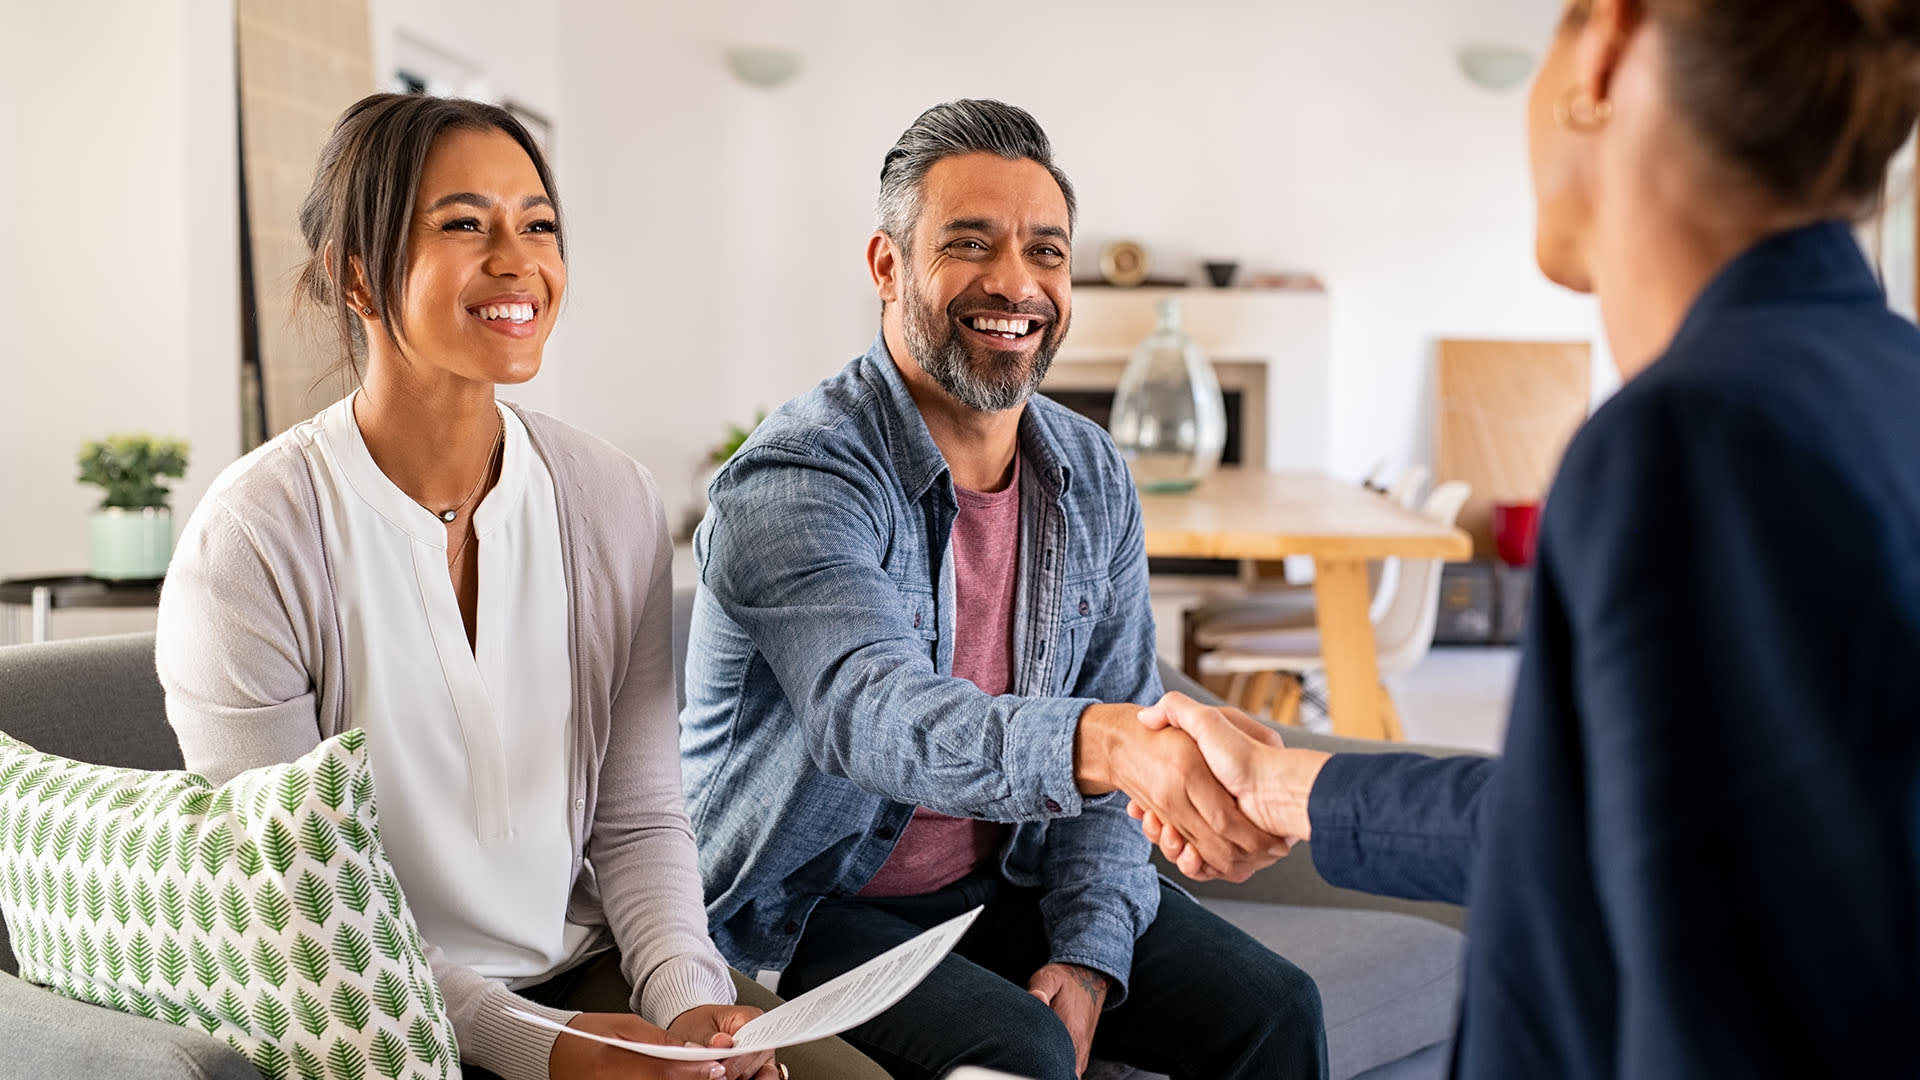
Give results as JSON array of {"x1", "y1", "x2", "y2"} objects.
[{"x1": 1307, "y1": 752, "x2": 1495, "y2": 905}]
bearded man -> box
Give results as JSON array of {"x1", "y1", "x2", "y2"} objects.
[{"x1": 679, "y1": 99, "x2": 1326, "y2": 1080}]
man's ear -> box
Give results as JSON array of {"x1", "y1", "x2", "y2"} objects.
[
  {"x1": 1575, "y1": 0, "x2": 1642, "y2": 103},
  {"x1": 868, "y1": 230, "x2": 904, "y2": 305}
]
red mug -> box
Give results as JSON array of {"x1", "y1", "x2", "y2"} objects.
[{"x1": 1492, "y1": 501, "x2": 1541, "y2": 567}]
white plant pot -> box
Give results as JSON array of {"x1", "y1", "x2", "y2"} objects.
[{"x1": 89, "y1": 507, "x2": 173, "y2": 580}]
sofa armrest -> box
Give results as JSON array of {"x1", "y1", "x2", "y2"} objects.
[
  {"x1": 1154, "y1": 659, "x2": 1485, "y2": 930},
  {"x1": 0, "y1": 970, "x2": 260, "y2": 1080}
]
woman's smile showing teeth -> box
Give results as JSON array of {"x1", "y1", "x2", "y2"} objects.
[
  {"x1": 472, "y1": 301, "x2": 536, "y2": 323},
  {"x1": 468, "y1": 297, "x2": 541, "y2": 338}
]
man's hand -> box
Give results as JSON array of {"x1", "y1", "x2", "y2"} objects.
[
  {"x1": 1027, "y1": 962, "x2": 1110, "y2": 1077},
  {"x1": 549, "y1": 1011, "x2": 747, "y2": 1080},
  {"x1": 1127, "y1": 694, "x2": 1332, "y2": 880},
  {"x1": 668, "y1": 1004, "x2": 782, "y2": 1080},
  {"x1": 1076, "y1": 700, "x2": 1289, "y2": 882}
]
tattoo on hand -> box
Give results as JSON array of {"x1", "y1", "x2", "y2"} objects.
[{"x1": 1072, "y1": 967, "x2": 1108, "y2": 1005}]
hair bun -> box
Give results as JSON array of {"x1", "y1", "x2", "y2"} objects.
[{"x1": 1848, "y1": 0, "x2": 1920, "y2": 46}]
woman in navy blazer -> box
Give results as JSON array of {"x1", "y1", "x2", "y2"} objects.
[{"x1": 1135, "y1": 0, "x2": 1920, "y2": 1076}]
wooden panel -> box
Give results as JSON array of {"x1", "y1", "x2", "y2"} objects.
[{"x1": 1435, "y1": 340, "x2": 1591, "y2": 557}]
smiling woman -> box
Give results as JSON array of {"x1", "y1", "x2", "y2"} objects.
[{"x1": 153, "y1": 94, "x2": 883, "y2": 1080}]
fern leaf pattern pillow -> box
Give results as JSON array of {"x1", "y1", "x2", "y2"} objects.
[{"x1": 0, "y1": 729, "x2": 458, "y2": 1080}]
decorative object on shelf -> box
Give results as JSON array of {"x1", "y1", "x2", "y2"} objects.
[
  {"x1": 725, "y1": 47, "x2": 802, "y2": 89},
  {"x1": 76, "y1": 434, "x2": 189, "y2": 581},
  {"x1": 1245, "y1": 271, "x2": 1326, "y2": 291},
  {"x1": 1108, "y1": 298, "x2": 1227, "y2": 493},
  {"x1": 1457, "y1": 44, "x2": 1537, "y2": 92},
  {"x1": 1203, "y1": 260, "x2": 1240, "y2": 288},
  {"x1": 1099, "y1": 240, "x2": 1151, "y2": 287}
]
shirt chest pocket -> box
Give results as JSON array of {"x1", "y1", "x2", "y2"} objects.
[
  {"x1": 895, "y1": 582, "x2": 938, "y2": 650},
  {"x1": 1054, "y1": 576, "x2": 1115, "y2": 691}
]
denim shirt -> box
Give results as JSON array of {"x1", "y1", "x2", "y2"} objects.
[{"x1": 681, "y1": 334, "x2": 1163, "y2": 997}]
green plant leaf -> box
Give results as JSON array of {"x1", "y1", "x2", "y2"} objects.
[
  {"x1": 108, "y1": 874, "x2": 132, "y2": 923},
  {"x1": 251, "y1": 938, "x2": 289, "y2": 985},
  {"x1": 76, "y1": 932, "x2": 98, "y2": 974},
  {"x1": 277, "y1": 771, "x2": 309, "y2": 817},
  {"x1": 372, "y1": 970, "x2": 409, "y2": 1021},
  {"x1": 336, "y1": 861, "x2": 373, "y2": 915},
  {"x1": 160, "y1": 994, "x2": 190, "y2": 1027},
  {"x1": 217, "y1": 987, "x2": 251, "y2": 1032},
  {"x1": 314, "y1": 754, "x2": 347, "y2": 812},
  {"x1": 377, "y1": 872, "x2": 403, "y2": 917},
  {"x1": 128, "y1": 929, "x2": 154, "y2": 982},
  {"x1": 331, "y1": 982, "x2": 372, "y2": 1033},
  {"x1": 333, "y1": 923, "x2": 373, "y2": 976},
  {"x1": 372, "y1": 912, "x2": 405, "y2": 962},
  {"x1": 253, "y1": 877, "x2": 292, "y2": 933},
  {"x1": 173, "y1": 819, "x2": 197, "y2": 870},
  {"x1": 157, "y1": 935, "x2": 187, "y2": 987},
  {"x1": 219, "y1": 938, "x2": 252, "y2": 987},
  {"x1": 126, "y1": 986, "x2": 159, "y2": 1019},
  {"x1": 299, "y1": 812, "x2": 338, "y2": 865},
  {"x1": 189, "y1": 879, "x2": 217, "y2": 934},
  {"x1": 184, "y1": 988, "x2": 222, "y2": 1034},
  {"x1": 76, "y1": 818, "x2": 101, "y2": 862},
  {"x1": 189, "y1": 935, "x2": 220, "y2": 989},
  {"x1": 180, "y1": 789, "x2": 211, "y2": 817},
  {"x1": 254, "y1": 990, "x2": 292, "y2": 1040},
  {"x1": 351, "y1": 767, "x2": 374, "y2": 808},
  {"x1": 328, "y1": 1037, "x2": 368, "y2": 1080},
  {"x1": 52, "y1": 814, "x2": 78, "y2": 860},
  {"x1": 158, "y1": 878, "x2": 187, "y2": 931},
  {"x1": 262, "y1": 818, "x2": 297, "y2": 874},
  {"x1": 199, "y1": 821, "x2": 235, "y2": 876},
  {"x1": 251, "y1": 1039, "x2": 291, "y2": 1080},
  {"x1": 294, "y1": 870, "x2": 334, "y2": 926},
  {"x1": 291, "y1": 1042, "x2": 326, "y2": 1080},
  {"x1": 369, "y1": 1028, "x2": 408, "y2": 1079},
  {"x1": 81, "y1": 869, "x2": 106, "y2": 920},
  {"x1": 132, "y1": 876, "x2": 158, "y2": 924},
  {"x1": 406, "y1": 1016, "x2": 443, "y2": 1065},
  {"x1": 142, "y1": 821, "x2": 169, "y2": 873},
  {"x1": 100, "y1": 928, "x2": 125, "y2": 981},
  {"x1": 221, "y1": 880, "x2": 252, "y2": 935},
  {"x1": 59, "y1": 866, "x2": 79, "y2": 918},
  {"x1": 291, "y1": 932, "x2": 330, "y2": 984},
  {"x1": 292, "y1": 986, "x2": 330, "y2": 1039},
  {"x1": 339, "y1": 818, "x2": 374, "y2": 856},
  {"x1": 236, "y1": 836, "x2": 264, "y2": 878}
]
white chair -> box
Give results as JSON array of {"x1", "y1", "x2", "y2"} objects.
[{"x1": 1196, "y1": 481, "x2": 1472, "y2": 740}]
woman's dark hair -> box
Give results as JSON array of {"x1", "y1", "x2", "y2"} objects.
[
  {"x1": 1570, "y1": 0, "x2": 1920, "y2": 213},
  {"x1": 295, "y1": 93, "x2": 563, "y2": 384}
]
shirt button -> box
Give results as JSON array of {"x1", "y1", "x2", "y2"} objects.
[
  {"x1": 913, "y1": 613, "x2": 921, "y2": 628},
  {"x1": 1045, "y1": 799, "x2": 1063, "y2": 814},
  {"x1": 876, "y1": 826, "x2": 897, "y2": 840},
  {"x1": 784, "y1": 921, "x2": 800, "y2": 935},
  {"x1": 1078, "y1": 599, "x2": 1090, "y2": 616}
]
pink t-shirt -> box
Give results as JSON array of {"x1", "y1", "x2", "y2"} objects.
[{"x1": 860, "y1": 457, "x2": 1021, "y2": 897}]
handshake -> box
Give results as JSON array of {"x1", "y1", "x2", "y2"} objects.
[{"x1": 1082, "y1": 693, "x2": 1333, "y2": 883}]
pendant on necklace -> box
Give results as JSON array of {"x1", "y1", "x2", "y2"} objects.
[{"x1": 438, "y1": 509, "x2": 459, "y2": 523}]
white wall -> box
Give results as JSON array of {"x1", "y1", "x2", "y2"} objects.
[
  {"x1": 550, "y1": 0, "x2": 1609, "y2": 528},
  {"x1": 0, "y1": 0, "x2": 241, "y2": 584}
]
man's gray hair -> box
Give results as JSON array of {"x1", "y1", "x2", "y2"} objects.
[{"x1": 876, "y1": 99, "x2": 1077, "y2": 251}]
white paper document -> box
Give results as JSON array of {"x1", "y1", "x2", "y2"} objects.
[{"x1": 507, "y1": 905, "x2": 982, "y2": 1061}]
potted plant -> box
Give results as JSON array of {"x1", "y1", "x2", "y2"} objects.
[
  {"x1": 76, "y1": 434, "x2": 189, "y2": 580},
  {"x1": 684, "y1": 411, "x2": 765, "y2": 537}
]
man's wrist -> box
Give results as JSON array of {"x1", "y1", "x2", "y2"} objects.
[{"x1": 1072, "y1": 703, "x2": 1137, "y2": 795}]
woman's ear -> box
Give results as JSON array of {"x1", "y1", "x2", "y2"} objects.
[{"x1": 1575, "y1": 0, "x2": 1643, "y2": 103}]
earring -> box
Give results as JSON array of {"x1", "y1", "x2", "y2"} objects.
[
  {"x1": 360, "y1": 305, "x2": 373, "y2": 316},
  {"x1": 1555, "y1": 86, "x2": 1613, "y2": 132}
]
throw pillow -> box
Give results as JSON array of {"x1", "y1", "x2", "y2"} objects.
[{"x1": 0, "y1": 728, "x2": 458, "y2": 1080}]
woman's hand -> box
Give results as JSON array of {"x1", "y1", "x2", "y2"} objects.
[
  {"x1": 669, "y1": 1003, "x2": 781, "y2": 1080},
  {"x1": 549, "y1": 1011, "x2": 729, "y2": 1080}
]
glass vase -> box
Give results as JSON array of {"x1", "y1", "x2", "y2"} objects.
[{"x1": 1108, "y1": 297, "x2": 1227, "y2": 492}]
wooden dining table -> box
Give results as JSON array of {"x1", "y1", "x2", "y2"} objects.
[{"x1": 1139, "y1": 468, "x2": 1473, "y2": 741}]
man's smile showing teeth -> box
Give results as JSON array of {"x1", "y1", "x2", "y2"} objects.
[
  {"x1": 472, "y1": 302, "x2": 535, "y2": 324},
  {"x1": 968, "y1": 316, "x2": 1033, "y2": 339}
]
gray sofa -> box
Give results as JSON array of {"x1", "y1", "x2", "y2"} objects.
[{"x1": 2, "y1": 626, "x2": 1472, "y2": 1080}]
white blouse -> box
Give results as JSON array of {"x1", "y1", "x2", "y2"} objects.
[{"x1": 307, "y1": 395, "x2": 595, "y2": 985}]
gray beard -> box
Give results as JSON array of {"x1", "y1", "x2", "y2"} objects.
[{"x1": 901, "y1": 280, "x2": 1061, "y2": 413}]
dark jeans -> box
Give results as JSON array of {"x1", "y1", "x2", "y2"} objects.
[{"x1": 778, "y1": 870, "x2": 1328, "y2": 1080}]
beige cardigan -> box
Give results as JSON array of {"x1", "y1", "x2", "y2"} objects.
[{"x1": 156, "y1": 402, "x2": 733, "y2": 1080}]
